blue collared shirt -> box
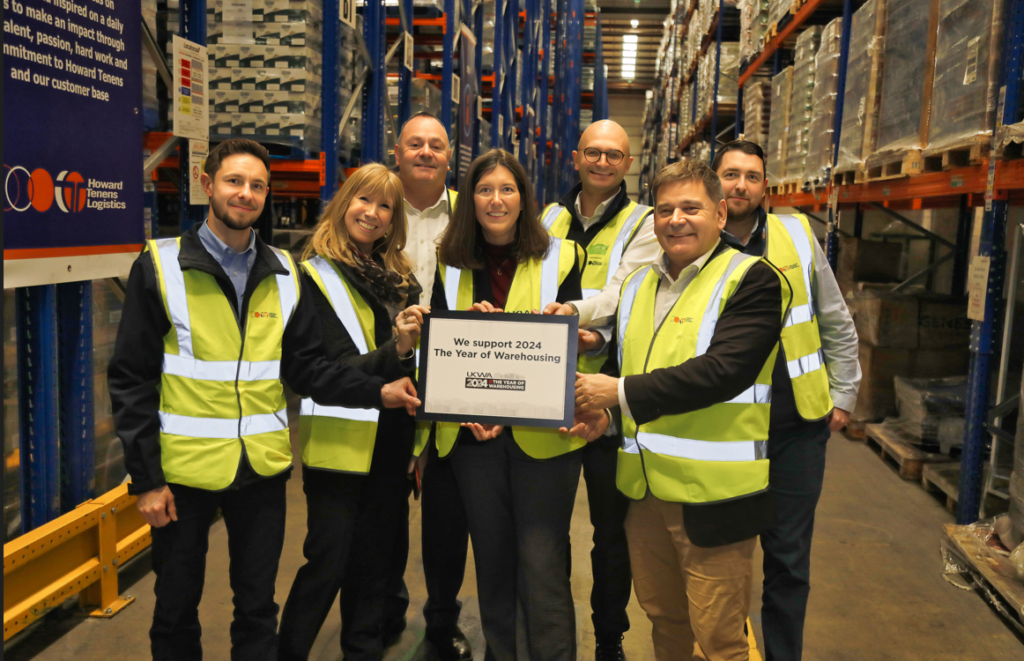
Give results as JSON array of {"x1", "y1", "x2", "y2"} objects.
[{"x1": 197, "y1": 219, "x2": 257, "y2": 316}]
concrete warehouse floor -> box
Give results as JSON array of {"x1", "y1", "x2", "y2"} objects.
[{"x1": 6, "y1": 431, "x2": 1023, "y2": 660}]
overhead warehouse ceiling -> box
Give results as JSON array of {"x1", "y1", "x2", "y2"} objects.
[{"x1": 598, "y1": 0, "x2": 670, "y2": 92}]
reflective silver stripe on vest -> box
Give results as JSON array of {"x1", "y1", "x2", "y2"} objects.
[
  {"x1": 270, "y1": 247, "x2": 300, "y2": 329},
  {"x1": 159, "y1": 408, "x2": 289, "y2": 438},
  {"x1": 308, "y1": 256, "x2": 368, "y2": 354},
  {"x1": 301, "y1": 256, "x2": 380, "y2": 425},
  {"x1": 299, "y1": 398, "x2": 379, "y2": 422},
  {"x1": 604, "y1": 205, "x2": 652, "y2": 289},
  {"x1": 444, "y1": 266, "x2": 463, "y2": 311},
  {"x1": 163, "y1": 354, "x2": 280, "y2": 382},
  {"x1": 725, "y1": 384, "x2": 772, "y2": 405},
  {"x1": 623, "y1": 433, "x2": 767, "y2": 461},
  {"x1": 774, "y1": 214, "x2": 815, "y2": 329},
  {"x1": 617, "y1": 265, "x2": 652, "y2": 369},
  {"x1": 155, "y1": 239, "x2": 194, "y2": 359},
  {"x1": 542, "y1": 204, "x2": 565, "y2": 230},
  {"x1": 785, "y1": 303, "x2": 813, "y2": 328},
  {"x1": 695, "y1": 252, "x2": 753, "y2": 357},
  {"x1": 788, "y1": 348, "x2": 825, "y2": 379},
  {"x1": 540, "y1": 239, "x2": 563, "y2": 309}
]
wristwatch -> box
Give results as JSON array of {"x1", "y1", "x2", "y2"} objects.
[{"x1": 567, "y1": 302, "x2": 580, "y2": 316}]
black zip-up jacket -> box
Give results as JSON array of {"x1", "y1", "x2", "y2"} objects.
[
  {"x1": 721, "y1": 207, "x2": 829, "y2": 437},
  {"x1": 302, "y1": 257, "x2": 420, "y2": 468},
  {"x1": 108, "y1": 225, "x2": 387, "y2": 495},
  {"x1": 600, "y1": 240, "x2": 783, "y2": 547},
  {"x1": 555, "y1": 180, "x2": 636, "y2": 250},
  {"x1": 429, "y1": 236, "x2": 584, "y2": 455}
]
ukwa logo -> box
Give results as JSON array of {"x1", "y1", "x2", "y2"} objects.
[{"x1": 4, "y1": 165, "x2": 126, "y2": 213}]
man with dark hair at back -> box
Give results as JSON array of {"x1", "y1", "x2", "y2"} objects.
[
  {"x1": 712, "y1": 140, "x2": 860, "y2": 661},
  {"x1": 109, "y1": 138, "x2": 420, "y2": 660}
]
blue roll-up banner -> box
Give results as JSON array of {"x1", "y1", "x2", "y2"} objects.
[{"x1": 4, "y1": 0, "x2": 143, "y2": 285}]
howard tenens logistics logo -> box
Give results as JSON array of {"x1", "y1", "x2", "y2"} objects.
[
  {"x1": 465, "y1": 372, "x2": 526, "y2": 392},
  {"x1": 5, "y1": 164, "x2": 126, "y2": 213}
]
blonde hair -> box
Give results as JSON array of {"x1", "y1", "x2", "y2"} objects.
[{"x1": 303, "y1": 163, "x2": 414, "y2": 277}]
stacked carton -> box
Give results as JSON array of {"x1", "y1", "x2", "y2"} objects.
[
  {"x1": 738, "y1": 0, "x2": 769, "y2": 63},
  {"x1": 803, "y1": 18, "x2": 843, "y2": 187},
  {"x1": 834, "y1": 0, "x2": 886, "y2": 176},
  {"x1": 742, "y1": 76, "x2": 772, "y2": 148},
  {"x1": 784, "y1": 26, "x2": 822, "y2": 184},
  {"x1": 765, "y1": 66, "x2": 792, "y2": 186}
]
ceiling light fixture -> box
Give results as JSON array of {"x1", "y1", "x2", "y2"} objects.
[{"x1": 630, "y1": 19, "x2": 639, "y2": 28}]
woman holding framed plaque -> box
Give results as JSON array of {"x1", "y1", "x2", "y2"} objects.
[
  {"x1": 278, "y1": 163, "x2": 428, "y2": 660},
  {"x1": 428, "y1": 149, "x2": 585, "y2": 661}
]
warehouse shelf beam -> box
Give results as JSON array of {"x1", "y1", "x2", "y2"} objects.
[
  {"x1": 825, "y1": 0, "x2": 854, "y2": 272},
  {"x1": 956, "y1": 0, "x2": 1024, "y2": 525},
  {"x1": 57, "y1": 282, "x2": 95, "y2": 513},
  {"x1": 178, "y1": 0, "x2": 206, "y2": 233},
  {"x1": 537, "y1": 0, "x2": 552, "y2": 203},
  {"x1": 362, "y1": 0, "x2": 387, "y2": 165},
  {"x1": 141, "y1": 19, "x2": 173, "y2": 90},
  {"x1": 737, "y1": 0, "x2": 828, "y2": 86},
  {"x1": 320, "y1": 0, "x2": 340, "y2": 201}
]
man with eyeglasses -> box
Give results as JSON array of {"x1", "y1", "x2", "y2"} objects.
[
  {"x1": 541, "y1": 119, "x2": 659, "y2": 661},
  {"x1": 713, "y1": 140, "x2": 860, "y2": 661}
]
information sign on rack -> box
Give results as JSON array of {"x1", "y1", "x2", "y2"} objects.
[
  {"x1": 173, "y1": 35, "x2": 209, "y2": 140},
  {"x1": 189, "y1": 140, "x2": 210, "y2": 205},
  {"x1": 3, "y1": 0, "x2": 143, "y2": 286}
]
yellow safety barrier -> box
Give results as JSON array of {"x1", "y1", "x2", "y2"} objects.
[{"x1": 3, "y1": 484, "x2": 151, "y2": 641}]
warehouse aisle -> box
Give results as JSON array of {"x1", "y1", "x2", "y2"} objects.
[{"x1": 7, "y1": 431, "x2": 1023, "y2": 660}]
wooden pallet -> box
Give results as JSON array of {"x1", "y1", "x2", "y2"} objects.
[
  {"x1": 843, "y1": 419, "x2": 868, "y2": 441},
  {"x1": 922, "y1": 141, "x2": 991, "y2": 172},
  {"x1": 921, "y1": 463, "x2": 1007, "y2": 515},
  {"x1": 832, "y1": 169, "x2": 860, "y2": 186},
  {"x1": 763, "y1": 22, "x2": 778, "y2": 47},
  {"x1": 790, "y1": 0, "x2": 808, "y2": 13},
  {"x1": 864, "y1": 423, "x2": 948, "y2": 481},
  {"x1": 862, "y1": 150, "x2": 927, "y2": 182},
  {"x1": 941, "y1": 523, "x2": 1024, "y2": 635}
]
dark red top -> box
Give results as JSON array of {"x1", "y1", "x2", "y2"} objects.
[{"x1": 482, "y1": 240, "x2": 516, "y2": 309}]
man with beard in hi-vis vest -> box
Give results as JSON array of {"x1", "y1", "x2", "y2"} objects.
[
  {"x1": 569, "y1": 158, "x2": 788, "y2": 661},
  {"x1": 540, "y1": 120, "x2": 659, "y2": 661},
  {"x1": 108, "y1": 139, "x2": 421, "y2": 661},
  {"x1": 713, "y1": 140, "x2": 860, "y2": 661}
]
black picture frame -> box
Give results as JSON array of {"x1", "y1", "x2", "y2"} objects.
[{"x1": 416, "y1": 310, "x2": 579, "y2": 429}]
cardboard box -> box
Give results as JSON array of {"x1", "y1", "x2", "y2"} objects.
[
  {"x1": 847, "y1": 291, "x2": 920, "y2": 348},
  {"x1": 916, "y1": 296, "x2": 970, "y2": 349},
  {"x1": 836, "y1": 237, "x2": 903, "y2": 294},
  {"x1": 853, "y1": 343, "x2": 969, "y2": 421}
]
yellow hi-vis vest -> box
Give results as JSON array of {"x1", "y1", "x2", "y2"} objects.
[
  {"x1": 297, "y1": 255, "x2": 381, "y2": 473},
  {"x1": 766, "y1": 213, "x2": 834, "y2": 421},
  {"x1": 434, "y1": 238, "x2": 585, "y2": 459},
  {"x1": 615, "y1": 249, "x2": 779, "y2": 504},
  {"x1": 149, "y1": 237, "x2": 300, "y2": 491},
  {"x1": 411, "y1": 189, "x2": 460, "y2": 457},
  {"x1": 541, "y1": 200, "x2": 653, "y2": 374}
]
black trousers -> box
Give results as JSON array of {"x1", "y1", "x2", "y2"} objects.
[
  {"x1": 149, "y1": 475, "x2": 288, "y2": 661},
  {"x1": 278, "y1": 434, "x2": 411, "y2": 661},
  {"x1": 760, "y1": 427, "x2": 829, "y2": 661},
  {"x1": 450, "y1": 434, "x2": 582, "y2": 661},
  {"x1": 420, "y1": 436, "x2": 470, "y2": 630},
  {"x1": 581, "y1": 435, "x2": 632, "y2": 639}
]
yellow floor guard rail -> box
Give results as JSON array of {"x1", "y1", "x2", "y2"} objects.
[{"x1": 3, "y1": 484, "x2": 151, "y2": 641}]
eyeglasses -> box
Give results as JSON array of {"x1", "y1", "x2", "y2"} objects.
[{"x1": 582, "y1": 148, "x2": 625, "y2": 165}]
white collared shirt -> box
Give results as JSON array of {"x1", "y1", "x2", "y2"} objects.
[
  {"x1": 404, "y1": 188, "x2": 450, "y2": 300},
  {"x1": 574, "y1": 191, "x2": 615, "y2": 231}
]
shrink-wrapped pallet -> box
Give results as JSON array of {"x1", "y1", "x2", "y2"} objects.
[
  {"x1": 804, "y1": 18, "x2": 843, "y2": 186},
  {"x1": 874, "y1": 0, "x2": 939, "y2": 158},
  {"x1": 835, "y1": 0, "x2": 886, "y2": 174},
  {"x1": 743, "y1": 77, "x2": 772, "y2": 148},
  {"x1": 766, "y1": 66, "x2": 792, "y2": 186},
  {"x1": 739, "y1": 0, "x2": 770, "y2": 63},
  {"x1": 785, "y1": 27, "x2": 822, "y2": 183},
  {"x1": 925, "y1": 0, "x2": 1003, "y2": 154}
]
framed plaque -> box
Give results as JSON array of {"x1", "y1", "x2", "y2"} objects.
[{"x1": 417, "y1": 311, "x2": 579, "y2": 428}]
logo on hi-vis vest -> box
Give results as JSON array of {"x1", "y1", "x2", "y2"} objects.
[
  {"x1": 252, "y1": 311, "x2": 279, "y2": 319},
  {"x1": 672, "y1": 316, "x2": 694, "y2": 324},
  {"x1": 778, "y1": 263, "x2": 801, "y2": 273}
]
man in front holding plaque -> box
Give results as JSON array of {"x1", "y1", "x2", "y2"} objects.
[
  {"x1": 540, "y1": 120, "x2": 659, "y2": 660},
  {"x1": 572, "y1": 159, "x2": 787, "y2": 661}
]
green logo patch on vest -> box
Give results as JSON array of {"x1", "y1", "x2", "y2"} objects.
[{"x1": 588, "y1": 244, "x2": 609, "y2": 255}]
